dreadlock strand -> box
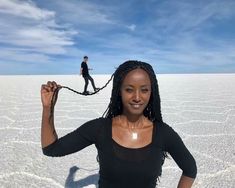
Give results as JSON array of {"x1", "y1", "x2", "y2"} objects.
[{"x1": 48, "y1": 73, "x2": 115, "y2": 121}]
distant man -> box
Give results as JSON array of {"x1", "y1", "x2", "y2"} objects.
[{"x1": 80, "y1": 56, "x2": 98, "y2": 94}]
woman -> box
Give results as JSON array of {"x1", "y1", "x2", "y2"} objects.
[{"x1": 41, "y1": 60, "x2": 197, "y2": 188}]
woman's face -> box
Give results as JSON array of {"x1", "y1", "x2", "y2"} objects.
[{"x1": 120, "y1": 68, "x2": 151, "y2": 117}]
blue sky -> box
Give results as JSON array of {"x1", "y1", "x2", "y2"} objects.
[{"x1": 0, "y1": 0, "x2": 234, "y2": 74}]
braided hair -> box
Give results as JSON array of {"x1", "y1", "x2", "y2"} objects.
[
  {"x1": 102, "y1": 60, "x2": 163, "y2": 123},
  {"x1": 50, "y1": 60, "x2": 163, "y2": 124},
  {"x1": 49, "y1": 74, "x2": 114, "y2": 121}
]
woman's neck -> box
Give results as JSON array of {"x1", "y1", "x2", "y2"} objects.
[{"x1": 120, "y1": 114, "x2": 144, "y2": 126}]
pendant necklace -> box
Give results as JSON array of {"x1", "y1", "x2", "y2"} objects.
[
  {"x1": 128, "y1": 121, "x2": 139, "y2": 140},
  {"x1": 132, "y1": 132, "x2": 138, "y2": 140},
  {"x1": 119, "y1": 115, "x2": 144, "y2": 140}
]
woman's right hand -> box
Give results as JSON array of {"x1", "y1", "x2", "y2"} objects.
[{"x1": 41, "y1": 81, "x2": 61, "y2": 108}]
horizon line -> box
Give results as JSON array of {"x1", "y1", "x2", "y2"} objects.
[{"x1": 1, "y1": 72, "x2": 235, "y2": 76}]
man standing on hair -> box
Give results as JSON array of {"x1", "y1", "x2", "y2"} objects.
[{"x1": 80, "y1": 56, "x2": 99, "y2": 94}]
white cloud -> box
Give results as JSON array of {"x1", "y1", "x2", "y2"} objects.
[
  {"x1": 0, "y1": 0, "x2": 54, "y2": 20},
  {"x1": 127, "y1": 24, "x2": 136, "y2": 31},
  {"x1": 0, "y1": 0, "x2": 76, "y2": 61},
  {"x1": 52, "y1": 0, "x2": 115, "y2": 25},
  {"x1": 152, "y1": 0, "x2": 235, "y2": 33},
  {"x1": 145, "y1": 38, "x2": 235, "y2": 70},
  {"x1": 0, "y1": 47, "x2": 51, "y2": 63}
]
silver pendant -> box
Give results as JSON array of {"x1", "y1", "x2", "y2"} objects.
[{"x1": 132, "y1": 132, "x2": 138, "y2": 139}]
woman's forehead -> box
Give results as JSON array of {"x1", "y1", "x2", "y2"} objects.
[{"x1": 122, "y1": 68, "x2": 151, "y2": 84}]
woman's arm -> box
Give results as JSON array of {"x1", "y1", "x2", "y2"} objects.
[
  {"x1": 41, "y1": 81, "x2": 60, "y2": 148},
  {"x1": 40, "y1": 81, "x2": 102, "y2": 157},
  {"x1": 177, "y1": 175, "x2": 195, "y2": 188},
  {"x1": 163, "y1": 123, "x2": 197, "y2": 187},
  {"x1": 41, "y1": 106, "x2": 57, "y2": 148}
]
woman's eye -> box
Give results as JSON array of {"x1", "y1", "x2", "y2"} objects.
[
  {"x1": 142, "y1": 88, "x2": 149, "y2": 93},
  {"x1": 125, "y1": 88, "x2": 133, "y2": 92}
]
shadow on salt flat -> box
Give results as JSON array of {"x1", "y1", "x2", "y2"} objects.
[{"x1": 65, "y1": 166, "x2": 98, "y2": 188}]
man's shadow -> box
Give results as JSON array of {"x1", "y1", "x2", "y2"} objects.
[{"x1": 65, "y1": 166, "x2": 99, "y2": 188}]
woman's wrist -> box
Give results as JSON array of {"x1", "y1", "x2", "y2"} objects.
[
  {"x1": 42, "y1": 106, "x2": 53, "y2": 117},
  {"x1": 42, "y1": 105, "x2": 52, "y2": 111}
]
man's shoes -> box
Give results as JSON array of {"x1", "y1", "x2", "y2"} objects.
[
  {"x1": 94, "y1": 88, "x2": 100, "y2": 92},
  {"x1": 82, "y1": 91, "x2": 89, "y2": 95}
]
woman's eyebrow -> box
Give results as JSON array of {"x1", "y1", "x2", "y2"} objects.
[{"x1": 122, "y1": 84, "x2": 150, "y2": 87}]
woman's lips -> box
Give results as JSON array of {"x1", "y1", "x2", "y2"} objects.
[{"x1": 130, "y1": 104, "x2": 143, "y2": 109}]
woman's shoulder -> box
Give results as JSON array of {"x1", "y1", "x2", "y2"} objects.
[
  {"x1": 77, "y1": 117, "x2": 111, "y2": 135},
  {"x1": 86, "y1": 117, "x2": 110, "y2": 124},
  {"x1": 156, "y1": 121, "x2": 184, "y2": 148},
  {"x1": 82, "y1": 117, "x2": 111, "y2": 128},
  {"x1": 156, "y1": 121, "x2": 173, "y2": 131},
  {"x1": 155, "y1": 121, "x2": 179, "y2": 139}
]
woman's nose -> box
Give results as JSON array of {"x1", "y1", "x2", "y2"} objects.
[{"x1": 133, "y1": 91, "x2": 141, "y2": 102}]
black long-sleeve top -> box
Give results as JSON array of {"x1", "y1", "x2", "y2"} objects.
[{"x1": 42, "y1": 117, "x2": 197, "y2": 188}]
